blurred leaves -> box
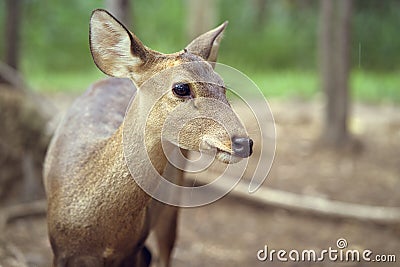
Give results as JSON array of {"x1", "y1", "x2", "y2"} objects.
[
  {"x1": 1, "y1": 0, "x2": 396, "y2": 73},
  {"x1": 0, "y1": 0, "x2": 398, "y2": 100}
]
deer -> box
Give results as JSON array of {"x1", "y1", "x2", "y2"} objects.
[{"x1": 43, "y1": 9, "x2": 253, "y2": 267}]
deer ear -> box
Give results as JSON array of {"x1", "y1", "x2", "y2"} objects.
[
  {"x1": 185, "y1": 21, "x2": 228, "y2": 67},
  {"x1": 89, "y1": 9, "x2": 149, "y2": 78}
]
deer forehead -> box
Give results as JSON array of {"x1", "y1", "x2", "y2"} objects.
[
  {"x1": 162, "y1": 53, "x2": 221, "y2": 79},
  {"x1": 139, "y1": 53, "x2": 225, "y2": 96}
]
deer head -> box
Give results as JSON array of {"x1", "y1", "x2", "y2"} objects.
[{"x1": 89, "y1": 9, "x2": 253, "y2": 164}]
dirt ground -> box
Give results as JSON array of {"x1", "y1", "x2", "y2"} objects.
[{"x1": 1, "y1": 95, "x2": 399, "y2": 267}]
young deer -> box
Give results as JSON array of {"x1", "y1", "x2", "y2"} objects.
[{"x1": 44, "y1": 9, "x2": 253, "y2": 267}]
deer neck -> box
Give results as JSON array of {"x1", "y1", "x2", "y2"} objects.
[{"x1": 108, "y1": 90, "x2": 167, "y2": 190}]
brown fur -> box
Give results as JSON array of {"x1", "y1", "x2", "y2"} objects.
[{"x1": 44, "y1": 9, "x2": 251, "y2": 267}]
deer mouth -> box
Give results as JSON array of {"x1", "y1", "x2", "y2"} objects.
[
  {"x1": 200, "y1": 138, "x2": 242, "y2": 164},
  {"x1": 215, "y1": 149, "x2": 242, "y2": 164}
]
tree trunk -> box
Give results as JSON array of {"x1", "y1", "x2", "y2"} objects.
[
  {"x1": 0, "y1": 0, "x2": 22, "y2": 84},
  {"x1": 105, "y1": 0, "x2": 132, "y2": 27},
  {"x1": 334, "y1": 0, "x2": 353, "y2": 143},
  {"x1": 319, "y1": 0, "x2": 353, "y2": 147},
  {"x1": 253, "y1": 0, "x2": 267, "y2": 30},
  {"x1": 186, "y1": 0, "x2": 217, "y2": 40}
]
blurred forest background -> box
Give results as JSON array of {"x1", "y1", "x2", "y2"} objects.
[
  {"x1": 0, "y1": 0, "x2": 399, "y2": 100},
  {"x1": 0, "y1": 0, "x2": 400, "y2": 266}
]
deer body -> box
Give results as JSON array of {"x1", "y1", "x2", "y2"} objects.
[
  {"x1": 44, "y1": 9, "x2": 253, "y2": 267},
  {"x1": 45, "y1": 78, "x2": 150, "y2": 265}
]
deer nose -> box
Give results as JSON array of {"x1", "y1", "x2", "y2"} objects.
[{"x1": 232, "y1": 136, "x2": 253, "y2": 158}]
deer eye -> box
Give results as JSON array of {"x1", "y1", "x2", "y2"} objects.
[{"x1": 172, "y1": 83, "x2": 191, "y2": 97}]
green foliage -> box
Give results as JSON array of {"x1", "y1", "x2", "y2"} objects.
[
  {"x1": 252, "y1": 71, "x2": 318, "y2": 99},
  {"x1": 351, "y1": 71, "x2": 400, "y2": 103},
  {"x1": 0, "y1": 0, "x2": 398, "y2": 103},
  {"x1": 219, "y1": 0, "x2": 318, "y2": 72},
  {"x1": 1, "y1": 0, "x2": 396, "y2": 73},
  {"x1": 21, "y1": 0, "x2": 103, "y2": 71},
  {"x1": 131, "y1": 0, "x2": 186, "y2": 53},
  {"x1": 352, "y1": 0, "x2": 400, "y2": 70}
]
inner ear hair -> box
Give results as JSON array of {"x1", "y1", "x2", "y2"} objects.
[{"x1": 89, "y1": 9, "x2": 150, "y2": 79}]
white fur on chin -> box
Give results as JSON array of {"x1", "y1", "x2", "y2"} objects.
[{"x1": 216, "y1": 150, "x2": 242, "y2": 164}]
